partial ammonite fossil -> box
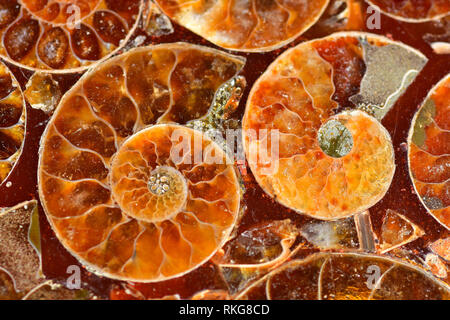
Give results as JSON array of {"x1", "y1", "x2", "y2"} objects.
[
  {"x1": 0, "y1": 60, "x2": 25, "y2": 185},
  {"x1": 243, "y1": 32, "x2": 428, "y2": 220},
  {"x1": 408, "y1": 74, "x2": 449, "y2": 230},
  {"x1": 237, "y1": 252, "x2": 450, "y2": 300},
  {"x1": 0, "y1": 0, "x2": 143, "y2": 72},
  {"x1": 154, "y1": 0, "x2": 330, "y2": 52},
  {"x1": 38, "y1": 43, "x2": 245, "y2": 282},
  {"x1": 367, "y1": 0, "x2": 450, "y2": 22}
]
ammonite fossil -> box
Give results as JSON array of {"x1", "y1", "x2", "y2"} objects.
[
  {"x1": 154, "y1": 0, "x2": 330, "y2": 52},
  {"x1": 0, "y1": 60, "x2": 25, "y2": 185},
  {"x1": 0, "y1": 0, "x2": 143, "y2": 72},
  {"x1": 237, "y1": 252, "x2": 450, "y2": 300},
  {"x1": 408, "y1": 74, "x2": 449, "y2": 230},
  {"x1": 367, "y1": 0, "x2": 450, "y2": 22},
  {"x1": 38, "y1": 43, "x2": 245, "y2": 281},
  {"x1": 243, "y1": 32, "x2": 427, "y2": 220}
]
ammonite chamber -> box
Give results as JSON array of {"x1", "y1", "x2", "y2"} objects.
[
  {"x1": 0, "y1": 60, "x2": 25, "y2": 185},
  {"x1": 38, "y1": 43, "x2": 245, "y2": 281},
  {"x1": 0, "y1": 0, "x2": 144, "y2": 72},
  {"x1": 408, "y1": 74, "x2": 450, "y2": 230}
]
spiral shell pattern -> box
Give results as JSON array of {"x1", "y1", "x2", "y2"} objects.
[
  {"x1": 367, "y1": 0, "x2": 450, "y2": 22},
  {"x1": 0, "y1": 60, "x2": 25, "y2": 185},
  {"x1": 0, "y1": 0, "x2": 143, "y2": 72},
  {"x1": 154, "y1": 0, "x2": 329, "y2": 52},
  {"x1": 38, "y1": 43, "x2": 244, "y2": 281},
  {"x1": 243, "y1": 33, "x2": 396, "y2": 220},
  {"x1": 408, "y1": 75, "x2": 450, "y2": 230}
]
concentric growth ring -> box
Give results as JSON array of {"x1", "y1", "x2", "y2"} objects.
[{"x1": 38, "y1": 43, "x2": 245, "y2": 282}]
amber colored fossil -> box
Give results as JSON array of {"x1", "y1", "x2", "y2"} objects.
[
  {"x1": 0, "y1": 60, "x2": 25, "y2": 185},
  {"x1": 38, "y1": 43, "x2": 245, "y2": 282},
  {"x1": 154, "y1": 0, "x2": 330, "y2": 52},
  {"x1": 237, "y1": 252, "x2": 450, "y2": 300},
  {"x1": 0, "y1": 0, "x2": 143, "y2": 72},
  {"x1": 0, "y1": 200, "x2": 42, "y2": 293},
  {"x1": 243, "y1": 32, "x2": 402, "y2": 220},
  {"x1": 378, "y1": 209, "x2": 424, "y2": 253},
  {"x1": 429, "y1": 237, "x2": 450, "y2": 261},
  {"x1": 408, "y1": 74, "x2": 450, "y2": 230},
  {"x1": 367, "y1": 0, "x2": 450, "y2": 22}
]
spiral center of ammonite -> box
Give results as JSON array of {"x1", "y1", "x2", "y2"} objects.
[
  {"x1": 110, "y1": 139, "x2": 189, "y2": 223},
  {"x1": 147, "y1": 166, "x2": 186, "y2": 197},
  {"x1": 148, "y1": 171, "x2": 171, "y2": 195},
  {"x1": 318, "y1": 118, "x2": 354, "y2": 158}
]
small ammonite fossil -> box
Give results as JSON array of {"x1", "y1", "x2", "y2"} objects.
[
  {"x1": 408, "y1": 74, "x2": 449, "y2": 230},
  {"x1": 243, "y1": 32, "x2": 427, "y2": 220},
  {"x1": 0, "y1": 0, "x2": 144, "y2": 72},
  {"x1": 154, "y1": 0, "x2": 330, "y2": 52},
  {"x1": 367, "y1": 0, "x2": 450, "y2": 22},
  {"x1": 236, "y1": 252, "x2": 450, "y2": 300},
  {"x1": 0, "y1": 60, "x2": 25, "y2": 185},
  {"x1": 38, "y1": 43, "x2": 245, "y2": 282}
]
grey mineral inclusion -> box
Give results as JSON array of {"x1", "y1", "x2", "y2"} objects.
[{"x1": 350, "y1": 37, "x2": 427, "y2": 120}]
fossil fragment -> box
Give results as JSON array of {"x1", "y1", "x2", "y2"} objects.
[
  {"x1": 300, "y1": 217, "x2": 359, "y2": 250},
  {"x1": 431, "y1": 42, "x2": 450, "y2": 54},
  {"x1": 379, "y1": 209, "x2": 424, "y2": 253},
  {"x1": 142, "y1": 1, "x2": 174, "y2": 37},
  {"x1": 429, "y1": 237, "x2": 450, "y2": 261},
  {"x1": 24, "y1": 72, "x2": 61, "y2": 114},
  {"x1": 424, "y1": 253, "x2": 448, "y2": 279},
  {"x1": 0, "y1": 200, "x2": 43, "y2": 293},
  {"x1": 215, "y1": 219, "x2": 298, "y2": 294}
]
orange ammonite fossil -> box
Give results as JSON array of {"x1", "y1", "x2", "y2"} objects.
[
  {"x1": 237, "y1": 252, "x2": 450, "y2": 300},
  {"x1": 0, "y1": 0, "x2": 143, "y2": 72},
  {"x1": 367, "y1": 0, "x2": 450, "y2": 22},
  {"x1": 154, "y1": 0, "x2": 330, "y2": 52},
  {"x1": 242, "y1": 32, "x2": 428, "y2": 220},
  {"x1": 0, "y1": 60, "x2": 25, "y2": 185},
  {"x1": 408, "y1": 75, "x2": 450, "y2": 230},
  {"x1": 38, "y1": 43, "x2": 245, "y2": 281}
]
